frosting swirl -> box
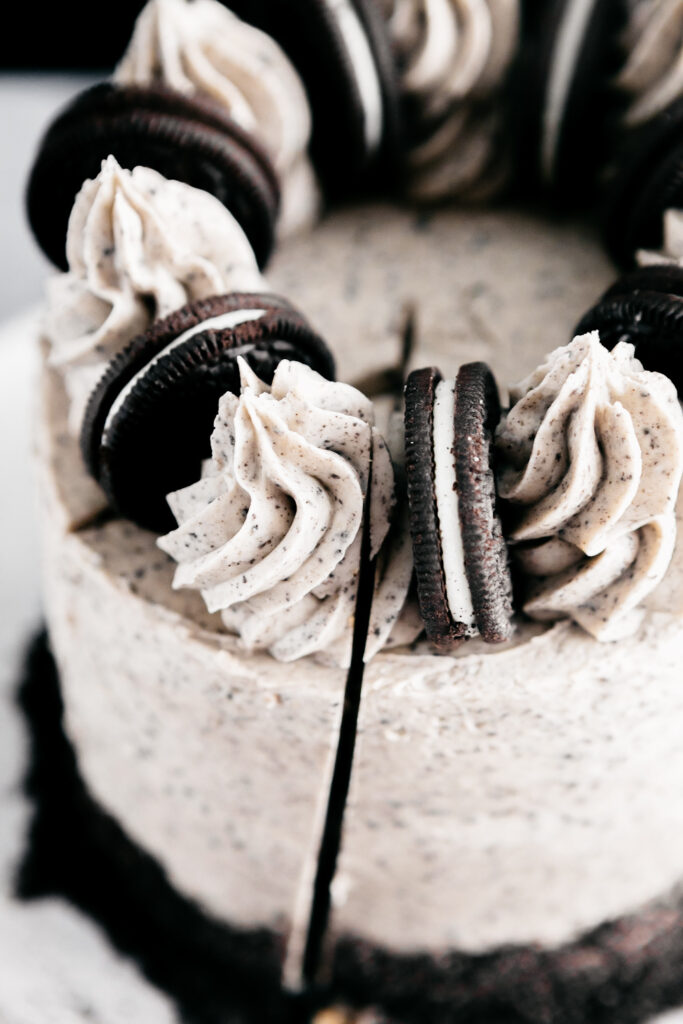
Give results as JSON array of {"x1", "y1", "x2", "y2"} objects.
[
  {"x1": 616, "y1": 0, "x2": 683, "y2": 126},
  {"x1": 115, "y1": 0, "x2": 319, "y2": 235},
  {"x1": 45, "y1": 156, "x2": 265, "y2": 433},
  {"x1": 383, "y1": 0, "x2": 519, "y2": 199},
  {"x1": 158, "y1": 359, "x2": 413, "y2": 664},
  {"x1": 496, "y1": 332, "x2": 683, "y2": 640},
  {"x1": 638, "y1": 207, "x2": 683, "y2": 266}
]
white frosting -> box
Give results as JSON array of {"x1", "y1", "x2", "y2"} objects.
[
  {"x1": 541, "y1": 0, "x2": 597, "y2": 181},
  {"x1": 616, "y1": 0, "x2": 683, "y2": 126},
  {"x1": 386, "y1": 0, "x2": 519, "y2": 199},
  {"x1": 639, "y1": 206, "x2": 683, "y2": 265},
  {"x1": 36, "y1": 204, "x2": 683, "y2": 969},
  {"x1": 115, "y1": 0, "x2": 320, "y2": 234},
  {"x1": 158, "y1": 359, "x2": 409, "y2": 663},
  {"x1": 45, "y1": 157, "x2": 265, "y2": 434},
  {"x1": 497, "y1": 332, "x2": 683, "y2": 639},
  {"x1": 432, "y1": 378, "x2": 476, "y2": 630},
  {"x1": 324, "y1": 0, "x2": 385, "y2": 154}
]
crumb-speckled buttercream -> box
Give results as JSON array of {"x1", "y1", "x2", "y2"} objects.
[
  {"x1": 616, "y1": 0, "x2": 683, "y2": 125},
  {"x1": 45, "y1": 156, "x2": 265, "y2": 434},
  {"x1": 158, "y1": 359, "x2": 411, "y2": 664},
  {"x1": 496, "y1": 332, "x2": 683, "y2": 640},
  {"x1": 115, "y1": 0, "x2": 319, "y2": 236},
  {"x1": 383, "y1": 0, "x2": 519, "y2": 199}
]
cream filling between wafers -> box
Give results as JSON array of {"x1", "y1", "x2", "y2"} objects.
[
  {"x1": 323, "y1": 0, "x2": 384, "y2": 153},
  {"x1": 433, "y1": 378, "x2": 476, "y2": 632},
  {"x1": 541, "y1": 0, "x2": 596, "y2": 182},
  {"x1": 102, "y1": 307, "x2": 266, "y2": 442}
]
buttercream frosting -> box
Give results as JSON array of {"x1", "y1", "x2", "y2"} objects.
[
  {"x1": 638, "y1": 206, "x2": 683, "y2": 265},
  {"x1": 45, "y1": 156, "x2": 265, "y2": 434},
  {"x1": 158, "y1": 359, "x2": 412, "y2": 664},
  {"x1": 616, "y1": 0, "x2": 683, "y2": 126},
  {"x1": 115, "y1": 0, "x2": 320, "y2": 236},
  {"x1": 496, "y1": 332, "x2": 683, "y2": 639},
  {"x1": 384, "y1": 0, "x2": 519, "y2": 199}
]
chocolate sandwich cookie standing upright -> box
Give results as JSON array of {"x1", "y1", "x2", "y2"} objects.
[
  {"x1": 404, "y1": 361, "x2": 513, "y2": 651},
  {"x1": 224, "y1": 0, "x2": 402, "y2": 195},
  {"x1": 510, "y1": 0, "x2": 627, "y2": 203},
  {"x1": 26, "y1": 82, "x2": 280, "y2": 270},
  {"x1": 81, "y1": 292, "x2": 335, "y2": 532}
]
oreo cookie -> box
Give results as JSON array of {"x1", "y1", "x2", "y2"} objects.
[
  {"x1": 26, "y1": 82, "x2": 280, "y2": 271},
  {"x1": 225, "y1": 0, "x2": 401, "y2": 195},
  {"x1": 602, "y1": 97, "x2": 683, "y2": 266},
  {"x1": 404, "y1": 363, "x2": 513, "y2": 652},
  {"x1": 81, "y1": 292, "x2": 335, "y2": 532},
  {"x1": 511, "y1": 0, "x2": 626, "y2": 203},
  {"x1": 576, "y1": 279, "x2": 683, "y2": 394}
]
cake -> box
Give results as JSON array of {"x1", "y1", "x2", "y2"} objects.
[{"x1": 22, "y1": 1, "x2": 683, "y2": 1021}]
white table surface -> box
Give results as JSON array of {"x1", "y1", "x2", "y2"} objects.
[{"x1": 0, "y1": 74, "x2": 681, "y2": 1024}]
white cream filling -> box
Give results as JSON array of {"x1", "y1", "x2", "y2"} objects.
[
  {"x1": 324, "y1": 0, "x2": 384, "y2": 153},
  {"x1": 540, "y1": 0, "x2": 597, "y2": 182},
  {"x1": 433, "y1": 378, "x2": 477, "y2": 631},
  {"x1": 102, "y1": 307, "x2": 265, "y2": 440}
]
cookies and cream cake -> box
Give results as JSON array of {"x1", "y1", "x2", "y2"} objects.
[{"x1": 23, "y1": 0, "x2": 683, "y2": 1021}]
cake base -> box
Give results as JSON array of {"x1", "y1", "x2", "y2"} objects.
[{"x1": 15, "y1": 632, "x2": 683, "y2": 1024}]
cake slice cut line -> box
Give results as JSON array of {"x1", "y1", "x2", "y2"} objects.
[{"x1": 293, "y1": 432, "x2": 378, "y2": 991}]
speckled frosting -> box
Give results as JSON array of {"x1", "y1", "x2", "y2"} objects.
[
  {"x1": 384, "y1": 0, "x2": 519, "y2": 199},
  {"x1": 35, "y1": 207, "x2": 683, "y2": 991},
  {"x1": 158, "y1": 358, "x2": 413, "y2": 664},
  {"x1": 497, "y1": 332, "x2": 683, "y2": 640},
  {"x1": 115, "y1": 0, "x2": 320, "y2": 235},
  {"x1": 45, "y1": 156, "x2": 264, "y2": 433},
  {"x1": 616, "y1": 0, "x2": 683, "y2": 126}
]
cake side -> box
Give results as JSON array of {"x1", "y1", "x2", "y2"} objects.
[
  {"x1": 36, "y1": 359, "x2": 350, "y2": 979},
  {"x1": 35, "y1": 203, "x2": 683, "y2": 1000}
]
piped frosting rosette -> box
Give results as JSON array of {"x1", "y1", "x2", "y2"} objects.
[
  {"x1": 115, "y1": 0, "x2": 319, "y2": 236},
  {"x1": 45, "y1": 156, "x2": 265, "y2": 434},
  {"x1": 157, "y1": 358, "x2": 416, "y2": 665},
  {"x1": 382, "y1": 0, "x2": 519, "y2": 199},
  {"x1": 496, "y1": 332, "x2": 683, "y2": 640},
  {"x1": 616, "y1": 0, "x2": 683, "y2": 126}
]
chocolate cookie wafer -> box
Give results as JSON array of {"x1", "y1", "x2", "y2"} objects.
[
  {"x1": 82, "y1": 293, "x2": 335, "y2": 531},
  {"x1": 27, "y1": 82, "x2": 280, "y2": 271},
  {"x1": 404, "y1": 362, "x2": 513, "y2": 652},
  {"x1": 576, "y1": 270, "x2": 683, "y2": 392}
]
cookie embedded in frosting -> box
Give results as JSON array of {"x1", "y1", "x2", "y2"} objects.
[
  {"x1": 497, "y1": 331, "x2": 683, "y2": 640},
  {"x1": 45, "y1": 157, "x2": 266, "y2": 435},
  {"x1": 404, "y1": 361, "x2": 513, "y2": 652},
  {"x1": 158, "y1": 359, "x2": 412, "y2": 664},
  {"x1": 115, "y1": 0, "x2": 320, "y2": 235}
]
